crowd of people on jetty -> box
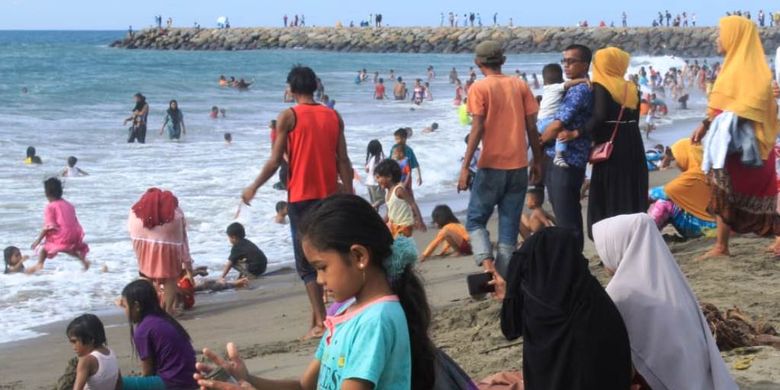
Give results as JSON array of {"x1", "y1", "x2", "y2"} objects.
[{"x1": 9, "y1": 13, "x2": 780, "y2": 390}]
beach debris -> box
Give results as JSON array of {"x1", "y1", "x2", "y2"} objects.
[
  {"x1": 701, "y1": 303, "x2": 780, "y2": 351},
  {"x1": 732, "y1": 355, "x2": 755, "y2": 370}
]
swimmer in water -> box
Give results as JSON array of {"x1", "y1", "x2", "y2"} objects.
[
  {"x1": 210, "y1": 106, "x2": 219, "y2": 119},
  {"x1": 25, "y1": 146, "x2": 43, "y2": 165},
  {"x1": 60, "y1": 156, "x2": 88, "y2": 177},
  {"x1": 224, "y1": 132, "x2": 232, "y2": 144},
  {"x1": 218, "y1": 75, "x2": 228, "y2": 87}
]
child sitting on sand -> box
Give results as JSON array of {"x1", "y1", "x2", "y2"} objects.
[
  {"x1": 194, "y1": 195, "x2": 436, "y2": 390},
  {"x1": 61, "y1": 156, "x2": 88, "y2": 177},
  {"x1": 519, "y1": 186, "x2": 555, "y2": 240},
  {"x1": 219, "y1": 222, "x2": 267, "y2": 281},
  {"x1": 119, "y1": 280, "x2": 197, "y2": 389},
  {"x1": 4, "y1": 246, "x2": 28, "y2": 274},
  {"x1": 66, "y1": 314, "x2": 121, "y2": 390},
  {"x1": 25, "y1": 146, "x2": 42, "y2": 165},
  {"x1": 375, "y1": 159, "x2": 423, "y2": 238},
  {"x1": 29, "y1": 178, "x2": 90, "y2": 273},
  {"x1": 274, "y1": 201, "x2": 288, "y2": 224},
  {"x1": 537, "y1": 63, "x2": 589, "y2": 168},
  {"x1": 420, "y1": 205, "x2": 471, "y2": 262}
]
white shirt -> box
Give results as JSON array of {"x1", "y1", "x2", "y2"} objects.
[
  {"x1": 537, "y1": 83, "x2": 566, "y2": 120},
  {"x1": 84, "y1": 349, "x2": 120, "y2": 390}
]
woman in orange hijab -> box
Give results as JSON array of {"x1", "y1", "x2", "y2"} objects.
[
  {"x1": 691, "y1": 16, "x2": 780, "y2": 258},
  {"x1": 648, "y1": 138, "x2": 717, "y2": 239},
  {"x1": 579, "y1": 47, "x2": 648, "y2": 240}
]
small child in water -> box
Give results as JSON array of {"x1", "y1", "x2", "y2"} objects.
[
  {"x1": 29, "y1": 178, "x2": 90, "y2": 273},
  {"x1": 66, "y1": 314, "x2": 121, "y2": 390},
  {"x1": 275, "y1": 201, "x2": 288, "y2": 224},
  {"x1": 61, "y1": 156, "x2": 88, "y2": 177},
  {"x1": 25, "y1": 146, "x2": 42, "y2": 165},
  {"x1": 392, "y1": 146, "x2": 412, "y2": 188},
  {"x1": 374, "y1": 159, "x2": 423, "y2": 238},
  {"x1": 4, "y1": 246, "x2": 28, "y2": 274},
  {"x1": 224, "y1": 132, "x2": 232, "y2": 144},
  {"x1": 537, "y1": 64, "x2": 589, "y2": 168},
  {"x1": 420, "y1": 205, "x2": 471, "y2": 262},
  {"x1": 519, "y1": 186, "x2": 556, "y2": 240},
  {"x1": 210, "y1": 106, "x2": 219, "y2": 119},
  {"x1": 422, "y1": 122, "x2": 439, "y2": 133}
]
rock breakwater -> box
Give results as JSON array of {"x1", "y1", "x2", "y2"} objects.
[{"x1": 111, "y1": 26, "x2": 780, "y2": 57}]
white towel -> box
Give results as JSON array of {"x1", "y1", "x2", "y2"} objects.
[{"x1": 701, "y1": 112, "x2": 736, "y2": 173}]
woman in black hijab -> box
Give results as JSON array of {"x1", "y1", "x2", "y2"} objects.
[{"x1": 497, "y1": 227, "x2": 632, "y2": 390}]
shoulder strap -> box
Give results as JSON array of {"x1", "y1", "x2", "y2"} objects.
[{"x1": 608, "y1": 84, "x2": 629, "y2": 143}]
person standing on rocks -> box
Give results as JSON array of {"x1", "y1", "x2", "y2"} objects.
[
  {"x1": 242, "y1": 65, "x2": 353, "y2": 340},
  {"x1": 449, "y1": 12, "x2": 455, "y2": 27},
  {"x1": 621, "y1": 11, "x2": 627, "y2": 27},
  {"x1": 283, "y1": 14, "x2": 288, "y2": 27},
  {"x1": 540, "y1": 44, "x2": 595, "y2": 249},
  {"x1": 458, "y1": 41, "x2": 542, "y2": 278},
  {"x1": 493, "y1": 12, "x2": 498, "y2": 26}
]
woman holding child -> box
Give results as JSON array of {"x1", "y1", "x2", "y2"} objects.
[
  {"x1": 128, "y1": 188, "x2": 192, "y2": 315},
  {"x1": 577, "y1": 47, "x2": 648, "y2": 239},
  {"x1": 691, "y1": 15, "x2": 780, "y2": 258}
]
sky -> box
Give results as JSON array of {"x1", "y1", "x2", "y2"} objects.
[{"x1": 0, "y1": 0, "x2": 778, "y2": 30}]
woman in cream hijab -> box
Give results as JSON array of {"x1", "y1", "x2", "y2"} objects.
[
  {"x1": 692, "y1": 16, "x2": 780, "y2": 258},
  {"x1": 593, "y1": 213, "x2": 737, "y2": 390}
]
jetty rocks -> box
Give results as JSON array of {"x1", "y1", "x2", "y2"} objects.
[{"x1": 111, "y1": 26, "x2": 780, "y2": 57}]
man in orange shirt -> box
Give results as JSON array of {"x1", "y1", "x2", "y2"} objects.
[{"x1": 458, "y1": 41, "x2": 543, "y2": 278}]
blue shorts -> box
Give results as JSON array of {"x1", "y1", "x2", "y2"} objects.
[{"x1": 537, "y1": 117, "x2": 567, "y2": 153}]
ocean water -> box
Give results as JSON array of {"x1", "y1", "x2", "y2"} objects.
[{"x1": 0, "y1": 31, "x2": 706, "y2": 343}]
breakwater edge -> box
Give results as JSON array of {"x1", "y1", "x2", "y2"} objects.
[{"x1": 111, "y1": 26, "x2": 780, "y2": 56}]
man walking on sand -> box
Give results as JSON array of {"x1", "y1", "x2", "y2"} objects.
[
  {"x1": 540, "y1": 44, "x2": 594, "y2": 249},
  {"x1": 242, "y1": 65, "x2": 353, "y2": 340},
  {"x1": 458, "y1": 41, "x2": 543, "y2": 278}
]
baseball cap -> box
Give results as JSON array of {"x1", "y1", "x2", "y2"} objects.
[{"x1": 475, "y1": 41, "x2": 505, "y2": 65}]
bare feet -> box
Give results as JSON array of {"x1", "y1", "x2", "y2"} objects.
[
  {"x1": 81, "y1": 259, "x2": 91, "y2": 271},
  {"x1": 697, "y1": 246, "x2": 731, "y2": 260},
  {"x1": 301, "y1": 325, "x2": 325, "y2": 341},
  {"x1": 235, "y1": 278, "x2": 250, "y2": 288}
]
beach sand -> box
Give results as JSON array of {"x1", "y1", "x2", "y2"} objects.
[{"x1": 2, "y1": 169, "x2": 780, "y2": 389}]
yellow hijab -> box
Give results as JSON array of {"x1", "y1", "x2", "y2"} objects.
[
  {"x1": 664, "y1": 138, "x2": 714, "y2": 222},
  {"x1": 591, "y1": 47, "x2": 639, "y2": 109},
  {"x1": 709, "y1": 16, "x2": 778, "y2": 159}
]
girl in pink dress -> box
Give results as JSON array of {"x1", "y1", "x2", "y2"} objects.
[{"x1": 29, "y1": 178, "x2": 90, "y2": 273}]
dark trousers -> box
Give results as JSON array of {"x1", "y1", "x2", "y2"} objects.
[
  {"x1": 288, "y1": 199, "x2": 322, "y2": 284},
  {"x1": 128, "y1": 124, "x2": 147, "y2": 144},
  {"x1": 544, "y1": 158, "x2": 586, "y2": 249}
]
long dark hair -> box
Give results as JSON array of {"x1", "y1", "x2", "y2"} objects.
[
  {"x1": 167, "y1": 99, "x2": 182, "y2": 123},
  {"x1": 4, "y1": 246, "x2": 20, "y2": 274},
  {"x1": 431, "y1": 205, "x2": 459, "y2": 228},
  {"x1": 366, "y1": 139, "x2": 384, "y2": 165},
  {"x1": 121, "y1": 280, "x2": 191, "y2": 354},
  {"x1": 132, "y1": 93, "x2": 146, "y2": 112},
  {"x1": 298, "y1": 194, "x2": 435, "y2": 389}
]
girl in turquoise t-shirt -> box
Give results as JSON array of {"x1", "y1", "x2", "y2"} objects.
[{"x1": 195, "y1": 194, "x2": 436, "y2": 390}]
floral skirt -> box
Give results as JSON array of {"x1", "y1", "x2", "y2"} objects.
[{"x1": 709, "y1": 151, "x2": 780, "y2": 236}]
